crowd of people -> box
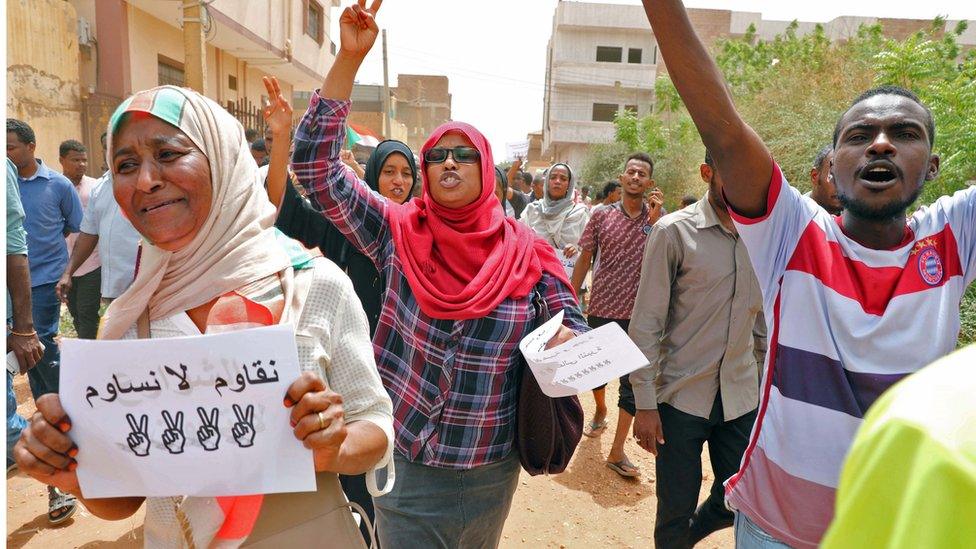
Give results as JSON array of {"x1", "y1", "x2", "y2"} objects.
[{"x1": 5, "y1": 0, "x2": 974, "y2": 548}]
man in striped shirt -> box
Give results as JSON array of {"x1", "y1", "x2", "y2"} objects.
[{"x1": 642, "y1": 2, "x2": 974, "y2": 547}]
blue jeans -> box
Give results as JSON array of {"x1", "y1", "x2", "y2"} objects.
[
  {"x1": 374, "y1": 451, "x2": 521, "y2": 549},
  {"x1": 7, "y1": 372, "x2": 27, "y2": 466},
  {"x1": 28, "y1": 283, "x2": 60, "y2": 398},
  {"x1": 734, "y1": 512, "x2": 795, "y2": 549}
]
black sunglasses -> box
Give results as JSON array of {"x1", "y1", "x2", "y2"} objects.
[{"x1": 424, "y1": 146, "x2": 480, "y2": 164}]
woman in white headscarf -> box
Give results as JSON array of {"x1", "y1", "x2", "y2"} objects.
[
  {"x1": 520, "y1": 163, "x2": 590, "y2": 259},
  {"x1": 13, "y1": 85, "x2": 393, "y2": 548}
]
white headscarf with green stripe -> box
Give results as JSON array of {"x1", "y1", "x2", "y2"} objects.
[{"x1": 99, "y1": 86, "x2": 311, "y2": 339}]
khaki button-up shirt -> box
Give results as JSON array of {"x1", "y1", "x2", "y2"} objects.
[{"x1": 629, "y1": 196, "x2": 766, "y2": 421}]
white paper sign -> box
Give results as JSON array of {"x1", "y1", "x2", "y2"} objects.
[
  {"x1": 506, "y1": 140, "x2": 529, "y2": 161},
  {"x1": 60, "y1": 325, "x2": 315, "y2": 498},
  {"x1": 519, "y1": 310, "x2": 650, "y2": 397},
  {"x1": 556, "y1": 249, "x2": 578, "y2": 280}
]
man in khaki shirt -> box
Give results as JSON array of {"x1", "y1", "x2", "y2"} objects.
[{"x1": 630, "y1": 152, "x2": 766, "y2": 549}]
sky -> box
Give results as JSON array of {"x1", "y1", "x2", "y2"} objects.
[{"x1": 332, "y1": 0, "x2": 976, "y2": 160}]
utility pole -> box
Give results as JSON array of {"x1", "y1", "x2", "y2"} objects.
[
  {"x1": 382, "y1": 29, "x2": 392, "y2": 139},
  {"x1": 182, "y1": 0, "x2": 207, "y2": 94}
]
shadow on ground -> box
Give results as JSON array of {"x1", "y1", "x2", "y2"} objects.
[{"x1": 550, "y1": 415, "x2": 654, "y2": 510}]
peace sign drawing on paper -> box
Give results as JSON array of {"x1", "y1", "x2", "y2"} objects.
[
  {"x1": 125, "y1": 413, "x2": 150, "y2": 457},
  {"x1": 161, "y1": 410, "x2": 186, "y2": 454},
  {"x1": 196, "y1": 407, "x2": 220, "y2": 451},
  {"x1": 232, "y1": 404, "x2": 256, "y2": 448}
]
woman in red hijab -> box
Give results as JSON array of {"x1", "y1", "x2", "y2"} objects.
[{"x1": 289, "y1": 2, "x2": 589, "y2": 547}]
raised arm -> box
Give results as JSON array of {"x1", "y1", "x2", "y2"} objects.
[
  {"x1": 641, "y1": 0, "x2": 771, "y2": 216},
  {"x1": 322, "y1": 0, "x2": 382, "y2": 101},
  {"x1": 262, "y1": 76, "x2": 293, "y2": 209},
  {"x1": 290, "y1": 0, "x2": 391, "y2": 262}
]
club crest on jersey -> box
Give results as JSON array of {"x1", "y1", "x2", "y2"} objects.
[{"x1": 917, "y1": 246, "x2": 944, "y2": 286}]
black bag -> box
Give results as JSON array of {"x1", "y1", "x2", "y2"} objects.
[{"x1": 514, "y1": 291, "x2": 584, "y2": 475}]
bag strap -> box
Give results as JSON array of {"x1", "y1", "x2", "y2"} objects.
[{"x1": 531, "y1": 287, "x2": 551, "y2": 326}]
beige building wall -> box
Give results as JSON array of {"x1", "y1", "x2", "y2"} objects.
[
  {"x1": 12, "y1": 0, "x2": 337, "y2": 172},
  {"x1": 6, "y1": 0, "x2": 83, "y2": 167}
]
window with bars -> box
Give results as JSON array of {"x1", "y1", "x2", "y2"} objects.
[
  {"x1": 158, "y1": 56, "x2": 185, "y2": 87},
  {"x1": 304, "y1": 0, "x2": 324, "y2": 44}
]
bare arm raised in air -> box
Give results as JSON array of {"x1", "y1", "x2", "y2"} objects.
[
  {"x1": 641, "y1": 0, "x2": 771, "y2": 216},
  {"x1": 290, "y1": 0, "x2": 391, "y2": 262},
  {"x1": 262, "y1": 76, "x2": 294, "y2": 209}
]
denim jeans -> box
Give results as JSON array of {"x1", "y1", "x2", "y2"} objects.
[
  {"x1": 28, "y1": 283, "x2": 60, "y2": 398},
  {"x1": 7, "y1": 372, "x2": 27, "y2": 466},
  {"x1": 374, "y1": 451, "x2": 521, "y2": 549},
  {"x1": 734, "y1": 512, "x2": 795, "y2": 549}
]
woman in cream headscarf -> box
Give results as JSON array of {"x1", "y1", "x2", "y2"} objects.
[
  {"x1": 13, "y1": 85, "x2": 393, "y2": 548},
  {"x1": 520, "y1": 163, "x2": 591, "y2": 259}
]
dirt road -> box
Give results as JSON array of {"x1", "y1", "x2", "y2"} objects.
[{"x1": 7, "y1": 376, "x2": 733, "y2": 548}]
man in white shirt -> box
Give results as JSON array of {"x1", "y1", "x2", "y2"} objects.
[
  {"x1": 58, "y1": 174, "x2": 141, "y2": 310},
  {"x1": 57, "y1": 140, "x2": 102, "y2": 338}
]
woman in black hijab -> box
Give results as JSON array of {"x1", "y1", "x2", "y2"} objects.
[{"x1": 274, "y1": 139, "x2": 418, "y2": 333}]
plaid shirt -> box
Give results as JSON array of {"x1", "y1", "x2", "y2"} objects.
[{"x1": 292, "y1": 93, "x2": 589, "y2": 469}]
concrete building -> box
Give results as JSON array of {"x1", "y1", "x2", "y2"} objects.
[
  {"x1": 542, "y1": 1, "x2": 976, "y2": 170},
  {"x1": 7, "y1": 0, "x2": 339, "y2": 175},
  {"x1": 394, "y1": 74, "x2": 452, "y2": 153},
  {"x1": 348, "y1": 83, "x2": 408, "y2": 144}
]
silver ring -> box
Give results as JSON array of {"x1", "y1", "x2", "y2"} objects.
[{"x1": 317, "y1": 411, "x2": 327, "y2": 431}]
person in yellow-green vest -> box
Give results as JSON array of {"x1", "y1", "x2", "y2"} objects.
[{"x1": 823, "y1": 344, "x2": 976, "y2": 548}]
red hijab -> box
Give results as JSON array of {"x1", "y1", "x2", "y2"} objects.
[{"x1": 387, "y1": 122, "x2": 574, "y2": 320}]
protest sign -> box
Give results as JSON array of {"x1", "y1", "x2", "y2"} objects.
[
  {"x1": 556, "y1": 249, "x2": 578, "y2": 281},
  {"x1": 60, "y1": 325, "x2": 315, "y2": 498},
  {"x1": 519, "y1": 310, "x2": 649, "y2": 397},
  {"x1": 506, "y1": 140, "x2": 529, "y2": 161}
]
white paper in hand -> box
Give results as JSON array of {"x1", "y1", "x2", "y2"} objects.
[
  {"x1": 519, "y1": 310, "x2": 650, "y2": 397},
  {"x1": 555, "y1": 249, "x2": 579, "y2": 280},
  {"x1": 60, "y1": 324, "x2": 315, "y2": 498}
]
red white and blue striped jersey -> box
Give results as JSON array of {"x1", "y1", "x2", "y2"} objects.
[{"x1": 724, "y1": 163, "x2": 976, "y2": 548}]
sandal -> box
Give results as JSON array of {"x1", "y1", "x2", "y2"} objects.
[
  {"x1": 583, "y1": 418, "x2": 608, "y2": 438},
  {"x1": 606, "y1": 458, "x2": 641, "y2": 478},
  {"x1": 48, "y1": 486, "x2": 77, "y2": 525}
]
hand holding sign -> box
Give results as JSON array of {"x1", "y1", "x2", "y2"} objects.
[
  {"x1": 13, "y1": 394, "x2": 81, "y2": 496},
  {"x1": 125, "y1": 413, "x2": 150, "y2": 457},
  {"x1": 231, "y1": 404, "x2": 256, "y2": 448},
  {"x1": 196, "y1": 407, "x2": 220, "y2": 451},
  {"x1": 519, "y1": 310, "x2": 650, "y2": 397},
  {"x1": 161, "y1": 411, "x2": 186, "y2": 454}
]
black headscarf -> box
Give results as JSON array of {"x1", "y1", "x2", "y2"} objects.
[
  {"x1": 339, "y1": 140, "x2": 417, "y2": 335},
  {"x1": 363, "y1": 139, "x2": 418, "y2": 197},
  {"x1": 274, "y1": 139, "x2": 418, "y2": 336}
]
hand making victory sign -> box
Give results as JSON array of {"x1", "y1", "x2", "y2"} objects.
[
  {"x1": 196, "y1": 407, "x2": 220, "y2": 451},
  {"x1": 322, "y1": 0, "x2": 383, "y2": 101},
  {"x1": 125, "y1": 413, "x2": 151, "y2": 457},
  {"x1": 161, "y1": 410, "x2": 186, "y2": 454},
  {"x1": 339, "y1": 0, "x2": 382, "y2": 58},
  {"x1": 261, "y1": 75, "x2": 294, "y2": 208},
  {"x1": 231, "y1": 404, "x2": 256, "y2": 448}
]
